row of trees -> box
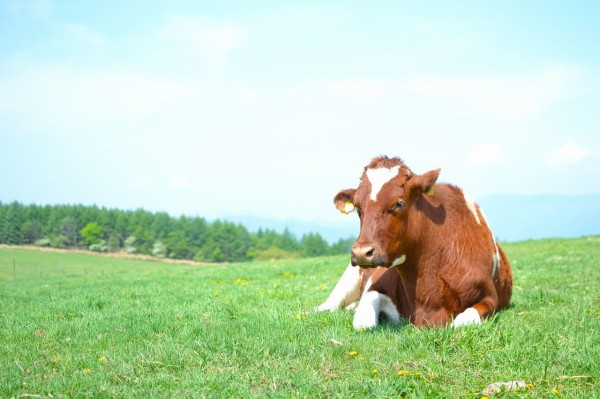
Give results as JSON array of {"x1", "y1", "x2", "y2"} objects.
[{"x1": 0, "y1": 201, "x2": 354, "y2": 262}]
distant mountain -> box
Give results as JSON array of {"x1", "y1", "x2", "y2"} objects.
[
  {"x1": 223, "y1": 194, "x2": 600, "y2": 243},
  {"x1": 478, "y1": 194, "x2": 600, "y2": 242}
]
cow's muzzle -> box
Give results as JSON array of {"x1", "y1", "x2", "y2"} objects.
[{"x1": 351, "y1": 244, "x2": 387, "y2": 268}]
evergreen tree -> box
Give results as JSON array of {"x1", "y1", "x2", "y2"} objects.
[
  {"x1": 21, "y1": 220, "x2": 43, "y2": 244},
  {"x1": 0, "y1": 201, "x2": 343, "y2": 261},
  {"x1": 60, "y1": 217, "x2": 79, "y2": 247},
  {"x1": 1, "y1": 202, "x2": 24, "y2": 244},
  {"x1": 300, "y1": 232, "x2": 330, "y2": 257}
]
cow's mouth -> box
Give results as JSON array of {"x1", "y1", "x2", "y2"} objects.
[{"x1": 351, "y1": 255, "x2": 388, "y2": 268}]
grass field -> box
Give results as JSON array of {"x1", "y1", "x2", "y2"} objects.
[{"x1": 1, "y1": 237, "x2": 599, "y2": 398}]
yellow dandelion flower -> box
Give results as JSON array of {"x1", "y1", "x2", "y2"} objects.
[
  {"x1": 481, "y1": 396, "x2": 489, "y2": 399},
  {"x1": 552, "y1": 388, "x2": 560, "y2": 395},
  {"x1": 358, "y1": 356, "x2": 365, "y2": 361},
  {"x1": 319, "y1": 284, "x2": 326, "y2": 290},
  {"x1": 83, "y1": 367, "x2": 91, "y2": 374},
  {"x1": 371, "y1": 369, "x2": 378, "y2": 375},
  {"x1": 527, "y1": 383, "x2": 535, "y2": 389},
  {"x1": 53, "y1": 355, "x2": 61, "y2": 362},
  {"x1": 414, "y1": 371, "x2": 422, "y2": 376},
  {"x1": 397, "y1": 370, "x2": 409, "y2": 376},
  {"x1": 214, "y1": 290, "x2": 219, "y2": 297},
  {"x1": 98, "y1": 356, "x2": 106, "y2": 362},
  {"x1": 348, "y1": 351, "x2": 358, "y2": 357},
  {"x1": 295, "y1": 314, "x2": 301, "y2": 320}
]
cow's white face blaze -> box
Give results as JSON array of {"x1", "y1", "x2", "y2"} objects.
[
  {"x1": 365, "y1": 166, "x2": 400, "y2": 201},
  {"x1": 334, "y1": 157, "x2": 440, "y2": 268}
]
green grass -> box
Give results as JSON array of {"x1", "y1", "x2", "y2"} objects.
[{"x1": 1, "y1": 237, "x2": 599, "y2": 398}]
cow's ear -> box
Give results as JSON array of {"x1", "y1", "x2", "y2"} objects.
[
  {"x1": 414, "y1": 168, "x2": 441, "y2": 195},
  {"x1": 334, "y1": 189, "x2": 357, "y2": 214}
]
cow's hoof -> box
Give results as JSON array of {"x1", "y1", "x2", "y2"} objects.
[
  {"x1": 451, "y1": 307, "x2": 482, "y2": 327},
  {"x1": 352, "y1": 311, "x2": 378, "y2": 330}
]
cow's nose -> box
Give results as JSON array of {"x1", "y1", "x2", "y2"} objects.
[{"x1": 351, "y1": 244, "x2": 375, "y2": 266}]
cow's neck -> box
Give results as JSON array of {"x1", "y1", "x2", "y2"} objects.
[{"x1": 392, "y1": 252, "x2": 419, "y2": 315}]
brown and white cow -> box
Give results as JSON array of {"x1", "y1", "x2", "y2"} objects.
[{"x1": 317, "y1": 156, "x2": 513, "y2": 329}]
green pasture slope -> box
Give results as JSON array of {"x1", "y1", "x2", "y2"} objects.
[{"x1": 1, "y1": 237, "x2": 598, "y2": 398}]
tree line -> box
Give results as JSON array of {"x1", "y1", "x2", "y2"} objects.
[{"x1": 0, "y1": 201, "x2": 354, "y2": 263}]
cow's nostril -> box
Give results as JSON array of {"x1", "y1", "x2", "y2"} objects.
[{"x1": 366, "y1": 248, "x2": 374, "y2": 258}]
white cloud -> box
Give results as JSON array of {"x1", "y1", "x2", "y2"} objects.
[
  {"x1": 549, "y1": 140, "x2": 590, "y2": 165},
  {"x1": 328, "y1": 80, "x2": 386, "y2": 101},
  {"x1": 169, "y1": 176, "x2": 190, "y2": 188},
  {"x1": 466, "y1": 143, "x2": 507, "y2": 166},
  {"x1": 403, "y1": 66, "x2": 582, "y2": 120},
  {"x1": 7, "y1": 0, "x2": 51, "y2": 19},
  {"x1": 234, "y1": 88, "x2": 260, "y2": 103},
  {"x1": 278, "y1": 116, "x2": 343, "y2": 138},
  {"x1": 0, "y1": 67, "x2": 198, "y2": 137},
  {"x1": 61, "y1": 23, "x2": 105, "y2": 46},
  {"x1": 160, "y1": 15, "x2": 246, "y2": 65}
]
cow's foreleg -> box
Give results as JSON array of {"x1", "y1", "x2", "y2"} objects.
[
  {"x1": 316, "y1": 263, "x2": 361, "y2": 312},
  {"x1": 353, "y1": 290, "x2": 381, "y2": 329}
]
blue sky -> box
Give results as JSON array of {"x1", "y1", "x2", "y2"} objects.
[{"x1": 1, "y1": 1, "x2": 599, "y2": 223}]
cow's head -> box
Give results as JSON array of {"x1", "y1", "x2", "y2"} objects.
[{"x1": 335, "y1": 156, "x2": 440, "y2": 268}]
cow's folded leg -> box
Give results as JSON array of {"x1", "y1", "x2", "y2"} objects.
[
  {"x1": 451, "y1": 295, "x2": 498, "y2": 328},
  {"x1": 316, "y1": 263, "x2": 361, "y2": 312}
]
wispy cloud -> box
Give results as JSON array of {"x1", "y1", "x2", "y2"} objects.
[
  {"x1": 169, "y1": 176, "x2": 190, "y2": 188},
  {"x1": 61, "y1": 22, "x2": 104, "y2": 46},
  {"x1": 548, "y1": 139, "x2": 590, "y2": 165},
  {"x1": 466, "y1": 143, "x2": 507, "y2": 166},
  {"x1": 328, "y1": 80, "x2": 386, "y2": 101},
  {"x1": 6, "y1": 0, "x2": 52, "y2": 20},
  {"x1": 0, "y1": 67, "x2": 198, "y2": 137},
  {"x1": 159, "y1": 15, "x2": 247, "y2": 66},
  {"x1": 403, "y1": 66, "x2": 583, "y2": 120}
]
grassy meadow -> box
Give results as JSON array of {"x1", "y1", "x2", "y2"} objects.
[{"x1": 1, "y1": 237, "x2": 599, "y2": 398}]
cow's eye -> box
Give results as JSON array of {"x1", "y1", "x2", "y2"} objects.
[{"x1": 395, "y1": 200, "x2": 405, "y2": 210}]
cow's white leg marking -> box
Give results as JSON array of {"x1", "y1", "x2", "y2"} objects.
[
  {"x1": 463, "y1": 192, "x2": 481, "y2": 225},
  {"x1": 391, "y1": 254, "x2": 406, "y2": 267},
  {"x1": 451, "y1": 307, "x2": 481, "y2": 327},
  {"x1": 353, "y1": 278, "x2": 400, "y2": 330},
  {"x1": 353, "y1": 290, "x2": 380, "y2": 329},
  {"x1": 366, "y1": 166, "x2": 400, "y2": 201},
  {"x1": 317, "y1": 263, "x2": 361, "y2": 312},
  {"x1": 492, "y1": 243, "x2": 500, "y2": 278}
]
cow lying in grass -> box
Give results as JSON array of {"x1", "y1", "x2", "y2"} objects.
[{"x1": 318, "y1": 156, "x2": 513, "y2": 329}]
